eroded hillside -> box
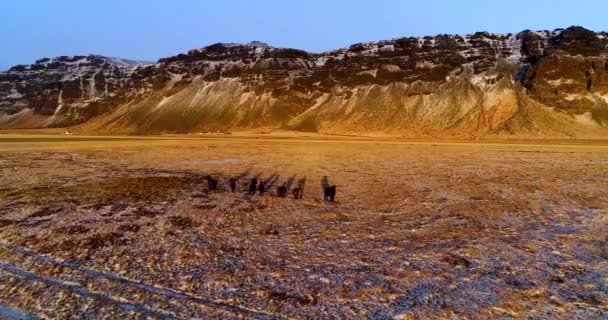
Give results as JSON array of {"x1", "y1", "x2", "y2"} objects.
[{"x1": 2, "y1": 26, "x2": 608, "y2": 137}]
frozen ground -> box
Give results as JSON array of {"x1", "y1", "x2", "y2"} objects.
[{"x1": 0, "y1": 135, "x2": 607, "y2": 319}]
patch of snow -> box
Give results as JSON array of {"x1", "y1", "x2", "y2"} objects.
[
  {"x1": 105, "y1": 57, "x2": 152, "y2": 67},
  {"x1": 575, "y1": 112, "x2": 598, "y2": 126},
  {"x1": 79, "y1": 76, "x2": 84, "y2": 99},
  {"x1": 155, "y1": 96, "x2": 172, "y2": 110},
  {"x1": 503, "y1": 34, "x2": 523, "y2": 64},
  {"x1": 0, "y1": 108, "x2": 34, "y2": 124},
  {"x1": 6, "y1": 89, "x2": 24, "y2": 99},
  {"x1": 314, "y1": 56, "x2": 329, "y2": 67},
  {"x1": 382, "y1": 64, "x2": 401, "y2": 72},
  {"x1": 308, "y1": 93, "x2": 330, "y2": 111},
  {"x1": 89, "y1": 70, "x2": 100, "y2": 100},
  {"x1": 469, "y1": 73, "x2": 498, "y2": 87},
  {"x1": 379, "y1": 44, "x2": 395, "y2": 52},
  {"x1": 599, "y1": 94, "x2": 608, "y2": 105},
  {"x1": 417, "y1": 38, "x2": 425, "y2": 48},
  {"x1": 167, "y1": 72, "x2": 183, "y2": 87},
  {"x1": 57, "y1": 89, "x2": 63, "y2": 112},
  {"x1": 564, "y1": 93, "x2": 585, "y2": 101},
  {"x1": 547, "y1": 79, "x2": 579, "y2": 86},
  {"x1": 416, "y1": 61, "x2": 435, "y2": 69},
  {"x1": 357, "y1": 69, "x2": 378, "y2": 78}
]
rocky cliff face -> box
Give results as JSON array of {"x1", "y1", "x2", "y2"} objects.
[
  {"x1": 2, "y1": 26, "x2": 608, "y2": 137},
  {"x1": 0, "y1": 55, "x2": 151, "y2": 128}
]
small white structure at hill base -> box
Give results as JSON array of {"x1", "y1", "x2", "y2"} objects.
[{"x1": 198, "y1": 131, "x2": 231, "y2": 135}]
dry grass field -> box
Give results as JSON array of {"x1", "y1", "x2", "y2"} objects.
[{"x1": 0, "y1": 133, "x2": 607, "y2": 319}]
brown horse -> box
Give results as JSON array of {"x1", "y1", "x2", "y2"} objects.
[{"x1": 292, "y1": 187, "x2": 304, "y2": 199}]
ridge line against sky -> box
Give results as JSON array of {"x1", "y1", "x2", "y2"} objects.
[{"x1": 1, "y1": 0, "x2": 608, "y2": 70}]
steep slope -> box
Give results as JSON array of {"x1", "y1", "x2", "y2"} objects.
[
  {"x1": 3, "y1": 26, "x2": 608, "y2": 137},
  {"x1": 0, "y1": 55, "x2": 152, "y2": 128}
]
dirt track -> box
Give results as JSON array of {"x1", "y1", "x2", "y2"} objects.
[{"x1": 0, "y1": 136, "x2": 607, "y2": 319}]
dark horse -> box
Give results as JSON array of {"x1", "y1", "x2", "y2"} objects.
[
  {"x1": 324, "y1": 186, "x2": 336, "y2": 202},
  {"x1": 229, "y1": 178, "x2": 237, "y2": 193},
  {"x1": 277, "y1": 184, "x2": 288, "y2": 197},
  {"x1": 249, "y1": 179, "x2": 258, "y2": 195},
  {"x1": 205, "y1": 175, "x2": 218, "y2": 191},
  {"x1": 321, "y1": 176, "x2": 336, "y2": 201}
]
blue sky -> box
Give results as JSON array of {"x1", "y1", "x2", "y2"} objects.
[{"x1": 1, "y1": 0, "x2": 607, "y2": 70}]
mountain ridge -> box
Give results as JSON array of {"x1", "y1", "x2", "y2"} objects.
[{"x1": 2, "y1": 26, "x2": 608, "y2": 138}]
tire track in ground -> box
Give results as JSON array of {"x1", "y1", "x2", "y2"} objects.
[
  {"x1": 0, "y1": 261, "x2": 182, "y2": 320},
  {"x1": 0, "y1": 247, "x2": 218, "y2": 319},
  {"x1": 0, "y1": 242, "x2": 286, "y2": 320}
]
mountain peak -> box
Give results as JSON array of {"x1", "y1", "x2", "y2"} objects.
[
  {"x1": 201, "y1": 41, "x2": 274, "y2": 52},
  {"x1": 6, "y1": 54, "x2": 152, "y2": 72},
  {"x1": 246, "y1": 41, "x2": 272, "y2": 47}
]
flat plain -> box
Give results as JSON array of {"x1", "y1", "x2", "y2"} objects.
[{"x1": 0, "y1": 133, "x2": 607, "y2": 319}]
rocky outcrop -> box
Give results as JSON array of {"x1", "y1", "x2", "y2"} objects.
[
  {"x1": 0, "y1": 55, "x2": 151, "y2": 128},
  {"x1": 520, "y1": 27, "x2": 608, "y2": 126},
  {"x1": 2, "y1": 26, "x2": 608, "y2": 137}
]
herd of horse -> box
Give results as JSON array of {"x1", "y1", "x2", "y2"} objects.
[{"x1": 204, "y1": 175, "x2": 337, "y2": 201}]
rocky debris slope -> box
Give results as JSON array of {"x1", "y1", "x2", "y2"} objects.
[{"x1": 3, "y1": 26, "x2": 608, "y2": 137}]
